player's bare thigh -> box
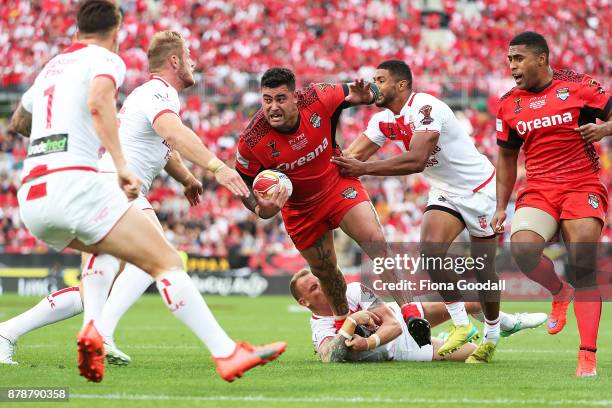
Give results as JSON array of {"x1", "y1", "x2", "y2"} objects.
[
  {"x1": 69, "y1": 205, "x2": 182, "y2": 278},
  {"x1": 421, "y1": 210, "x2": 465, "y2": 245},
  {"x1": 338, "y1": 201, "x2": 385, "y2": 246},
  {"x1": 510, "y1": 208, "x2": 558, "y2": 272}
]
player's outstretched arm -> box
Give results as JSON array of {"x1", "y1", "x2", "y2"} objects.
[
  {"x1": 164, "y1": 151, "x2": 203, "y2": 206},
  {"x1": 344, "y1": 79, "x2": 381, "y2": 106},
  {"x1": 88, "y1": 76, "x2": 141, "y2": 199},
  {"x1": 332, "y1": 131, "x2": 438, "y2": 176},
  {"x1": 9, "y1": 102, "x2": 32, "y2": 137},
  {"x1": 153, "y1": 113, "x2": 249, "y2": 197},
  {"x1": 343, "y1": 134, "x2": 381, "y2": 161},
  {"x1": 491, "y1": 146, "x2": 520, "y2": 233}
]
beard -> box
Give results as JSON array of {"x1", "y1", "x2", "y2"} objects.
[{"x1": 178, "y1": 60, "x2": 195, "y2": 89}]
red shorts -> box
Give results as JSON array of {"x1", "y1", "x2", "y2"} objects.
[
  {"x1": 516, "y1": 179, "x2": 608, "y2": 224},
  {"x1": 282, "y1": 178, "x2": 370, "y2": 251}
]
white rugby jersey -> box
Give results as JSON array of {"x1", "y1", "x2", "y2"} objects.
[
  {"x1": 21, "y1": 43, "x2": 126, "y2": 178},
  {"x1": 365, "y1": 92, "x2": 495, "y2": 196},
  {"x1": 310, "y1": 282, "x2": 406, "y2": 360},
  {"x1": 98, "y1": 76, "x2": 180, "y2": 195}
]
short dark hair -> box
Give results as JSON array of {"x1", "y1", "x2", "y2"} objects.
[
  {"x1": 77, "y1": 0, "x2": 122, "y2": 36},
  {"x1": 289, "y1": 269, "x2": 311, "y2": 301},
  {"x1": 261, "y1": 67, "x2": 296, "y2": 91},
  {"x1": 377, "y1": 60, "x2": 413, "y2": 84},
  {"x1": 509, "y1": 31, "x2": 549, "y2": 62}
]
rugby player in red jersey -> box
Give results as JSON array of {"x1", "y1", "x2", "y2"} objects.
[
  {"x1": 492, "y1": 31, "x2": 611, "y2": 377},
  {"x1": 235, "y1": 68, "x2": 430, "y2": 349}
]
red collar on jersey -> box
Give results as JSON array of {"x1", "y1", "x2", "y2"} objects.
[
  {"x1": 61, "y1": 43, "x2": 88, "y2": 54},
  {"x1": 149, "y1": 75, "x2": 171, "y2": 87},
  {"x1": 407, "y1": 92, "x2": 417, "y2": 107}
]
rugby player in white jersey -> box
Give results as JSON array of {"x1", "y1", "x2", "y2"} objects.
[
  {"x1": 7, "y1": 1, "x2": 285, "y2": 382},
  {"x1": 290, "y1": 270, "x2": 545, "y2": 363},
  {"x1": 332, "y1": 60, "x2": 502, "y2": 363}
]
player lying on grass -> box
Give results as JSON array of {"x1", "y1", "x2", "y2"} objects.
[{"x1": 290, "y1": 269, "x2": 547, "y2": 362}]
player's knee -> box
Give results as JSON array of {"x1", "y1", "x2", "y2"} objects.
[
  {"x1": 510, "y1": 239, "x2": 544, "y2": 273},
  {"x1": 138, "y1": 249, "x2": 183, "y2": 277}
]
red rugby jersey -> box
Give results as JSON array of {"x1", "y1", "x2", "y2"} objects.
[
  {"x1": 236, "y1": 83, "x2": 349, "y2": 207},
  {"x1": 496, "y1": 69, "x2": 611, "y2": 183}
]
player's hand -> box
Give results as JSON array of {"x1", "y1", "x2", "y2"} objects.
[
  {"x1": 351, "y1": 310, "x2": 382, "y2": 327},
  {"x1": 214, "y1": 166, "x2": 250, "y2": 197},
  {"x1": 330, "y1": 156, "x2": 368, "y2": 177},
  {"x1": 345, "y1": 334, "x2": 369, "y2": 352},
  {"x1": 255, "y1": 185, "x2": 289, "y2": 218},
  {"x1": 345, "y1": 78, "x2": 376, "y2": 105},
  {"x1": 575, "y1": 123, "x2": 608, "y2": 143},
  {"x1": 182, "y1": 176, "x2": 203, "y2": 206},
  {"x1": 116, "y1": 166, "x2": 141, "y2": 200},
  {"x1": 490, "y1": 208, "x2": 507, "y2": 235}
]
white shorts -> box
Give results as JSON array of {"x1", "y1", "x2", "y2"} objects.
[
  {"x1": 425, "y1": 180, "x2": 496, "y2": 238},
  {"x1": 17, "y1": 170, "x2": 131, "y2": 251},
  {"x1": 388, "y1": 302, "x2": 433, "y2": 362},
  {"x1": 99, "y1": 172, "x2": 153, "y2": 211}
]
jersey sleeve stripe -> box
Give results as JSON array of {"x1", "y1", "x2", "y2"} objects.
[
  {"x1": 94, "y1": 74, "x2": 117, "y2": 89},
  {"x1": 152, "y1": 109, "x2": 179, "y2": 125}
]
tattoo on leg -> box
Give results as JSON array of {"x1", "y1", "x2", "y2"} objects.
[{"x1": 311, "y1": 236, "x2": 349, "y2": 316}]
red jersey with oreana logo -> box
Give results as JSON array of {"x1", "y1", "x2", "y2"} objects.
[
  {"x1": 496, "y1": 69, "x2": 611, "y2": 183},
  {"x1": 236, "y1": 83, "x2": 349, "y2": 207}
]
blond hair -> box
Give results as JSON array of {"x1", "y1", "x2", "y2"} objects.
[
  {"x1": 289, "y1": 269, "x2": 312, "y2": 301},
  {"x1": 147, "y1": 30, "x2": 186, "y2": 71}
]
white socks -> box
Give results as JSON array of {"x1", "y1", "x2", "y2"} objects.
[
  {"x1": 484, "y1": 316, "x2": 501, "y2": 344},
  {"x1": 97, "y1": 263, "x2": 155, "y2": 342},
  {"x1": 81, "y1": 254, "x2": 119, "y2": 327},
  {"x1": 156, "y1": 270, "x2": 235, "y2": 358},
  {"x1": 0, "y1": 287, "x2": 83, "y2": 343},
  {"x1": 472, "y1": 311, "x2": 516, "y2": 332},
  {"x1": 445, "y1": 302, "x2": 470, "y2": 326}
]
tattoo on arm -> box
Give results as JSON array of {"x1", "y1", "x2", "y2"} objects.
[
  {"x1": 240, "y1": 188, "x2": 259, "y2": 213},
  {"x1": 319, "y1": 335, "x2": 348, "y2": 363},
  {"x1": 312, "y1": 235, "x2": 349, "y2": 315},
  {"x1": 10, "y1": 105, "x2": 32, "y2": 137}
]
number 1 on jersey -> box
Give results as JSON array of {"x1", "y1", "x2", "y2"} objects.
[{"x1": 44, "y1": 85, "x2": 55, "y2": 129}]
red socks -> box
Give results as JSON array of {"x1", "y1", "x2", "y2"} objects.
[{"x1": 574, "y1": 289, "x2": 601, "y2": 352}]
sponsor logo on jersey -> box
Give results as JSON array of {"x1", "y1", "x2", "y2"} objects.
[
  {"x1": 27, "y1": 134, "x2": 68, "y2": 157},
  {"x1": 437, "y1": 196, "x2": 447, "y2": 202},
  {"x1": 528, "y1": 95, "x2": 547, "y2": 109},
  {"x1": 478, "y1": 215, "x2": 488, "y2": 230},
  {"x1": 341, "y1": 187, "x2": 358, "y2": 199},
  {"x1": 515, "y1": 112, "x2": 573, "y2": 135},
  {"x1": 267, "y1": 141, "x2": 281, "y2": 158},
  {"x1": 277, "y1": 138, "x2": 329, "y2": 171},
  {"x1": 289, "y1": 133, "x2": 308, "y2": 151},
  {"x1": 588, "y1": 193, "x2": 599, "y2": 209},
  {"x1": 514, "y1": 97, "x2": 523, "y2": 113},
  {"x1": 419, "y1": 105, "x2": 434, "y2": 125},
  {"x1": 309, "y1": 112, "x2": 321, "y2": 128},
  {"x1": 556, "y1": 87, "x2": 570, "y2": 101},
  {"x1": 317, "y1": 83, "x2": 336, "y2": 92}
]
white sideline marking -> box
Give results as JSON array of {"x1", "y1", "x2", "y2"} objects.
[
  {"x1": 71, "y1": 393, "x2": 612, "y2": 406},
  {"x1": 25, "y1": 344, "x2": 594, "y2": 354}
]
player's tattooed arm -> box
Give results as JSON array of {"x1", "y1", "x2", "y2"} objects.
[
  {"x1": 9, "y1": 103, "x2": 32, "y2": 137},
  {"x1": 319, "y1": 336, "x2": 348, "y2": 363}
]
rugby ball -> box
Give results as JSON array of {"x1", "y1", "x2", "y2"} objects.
[{"x1": 253, "y1": 169, "x2": 293, "y2": 200}]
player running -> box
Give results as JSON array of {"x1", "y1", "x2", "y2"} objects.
[
  {"x1": 291, "y1": 269, "x2": 546, "y2": 363},
  {"x1": 8, "y1": 2, "x2": 285, "y2": 383},
  {"x1": 491, "y1": 31, "x2": 611, "y2": 377},
  {"x1": 1, "y1": 30, "x2": 254, "y2": 368},
  {"x1": 332, "y1": 60, "x2": 501, "y2": 363},
  {"x1": 234, "y1": 67, "x2": 429, "y2": 345}
]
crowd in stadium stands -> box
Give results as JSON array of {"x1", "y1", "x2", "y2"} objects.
[{"x1": 0, "y1": 0, "x2": 610, "y2": 267}]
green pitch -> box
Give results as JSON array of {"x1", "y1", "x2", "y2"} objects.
[{"x1": 0, "y1": 294, "x2": 610, "y2": 408}]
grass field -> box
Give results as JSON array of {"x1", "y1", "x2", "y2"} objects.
[{"x1": 0, "y1": 294, "x2": 610, "y2": 408}]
